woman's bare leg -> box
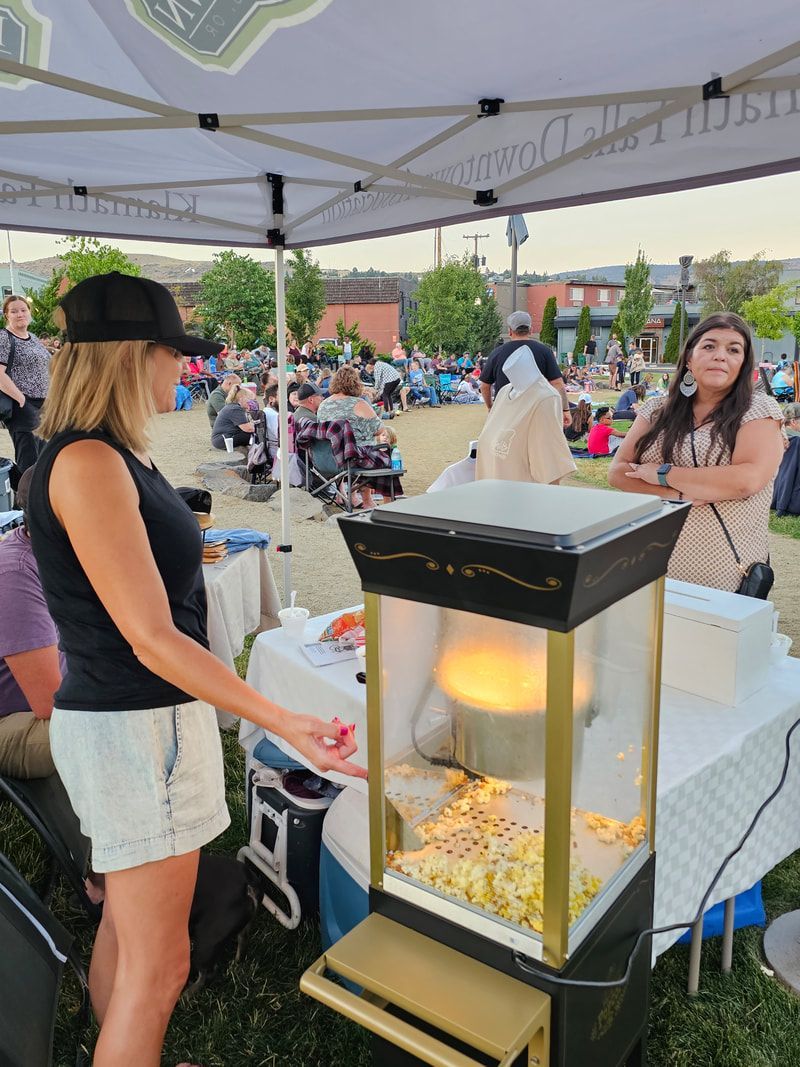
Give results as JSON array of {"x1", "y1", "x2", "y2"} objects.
[
  {"x1": 92, "y1": 850, "x2": 200, "y2": 1067},
  {"x1": 89, "y1": 906, "x2": 117, "y2": 1023}
]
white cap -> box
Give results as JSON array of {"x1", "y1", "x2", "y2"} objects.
[
  {"x1": 507, "y1": 310, "x2": 531, "y2": 331},
  {"x1": 578, "y1": 392, "x2": 593, "y2": 404}
]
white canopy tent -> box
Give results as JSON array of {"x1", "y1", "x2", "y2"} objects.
[{"x1": 1, "y1": 0, "x2": 799, "y2": 598}]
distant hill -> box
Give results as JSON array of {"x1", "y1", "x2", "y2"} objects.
[
  {"x1": 12, "y1": 253, "x2": 274, "y2": 283},
  {"x1": 546, "y1": 259, "x2": 800, "y2": 285}
]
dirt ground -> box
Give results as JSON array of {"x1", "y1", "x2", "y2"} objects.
[{"x1": 1, "y1": 400, "x2": 796, "y2": 649}]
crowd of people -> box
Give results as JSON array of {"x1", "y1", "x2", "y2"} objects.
[{"x1": 1, "y1": 278, "x2": 799, "y2": 1067}]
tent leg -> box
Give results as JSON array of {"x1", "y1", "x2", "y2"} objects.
[{"x1": 274, "y1": 246, "x2": 292, "y2": 606}]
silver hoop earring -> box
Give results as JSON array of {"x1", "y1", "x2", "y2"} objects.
[{"x1": 679, "y1": 369, "x2": 697, "y2": 398}]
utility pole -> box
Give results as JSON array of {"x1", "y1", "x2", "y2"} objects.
[
  {"x1": 677, "y1": 254, "x2": 693, "y2": 357},
  {"x1": 6, "y1": 231, "x2": 18, "y2": 294},
  {"x1": 463, "y1": 233, "x2": 489, "y2": 271},
  {"x1": 434, "y1": 227, "x2": 442, "y2": 269}
]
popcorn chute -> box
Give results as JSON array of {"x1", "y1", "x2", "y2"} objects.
[{"x1": 302, "y1": 481, "x2": 689, "y2": 1067}]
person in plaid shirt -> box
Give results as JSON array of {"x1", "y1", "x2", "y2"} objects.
[{"x1": 366, "y1": 358, "x2": 403, "y2": 415}]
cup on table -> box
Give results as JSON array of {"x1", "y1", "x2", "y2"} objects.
[
  {"x1": 278, "y1": 606, "x2": 310, "y2": 641},
  {"x1": 769, "y1": 632, "x2": 792, "y2": 665},
  {"x1": 223, "y1": 436, "x2": 235, "y2": 453}
]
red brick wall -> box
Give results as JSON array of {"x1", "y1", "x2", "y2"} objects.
[
  {"x1": 316, "y1": 303, "x2": 401, "y2": 355},
  {"x1": 528, "y1": 282, "x2": 623, "y2": 330}
]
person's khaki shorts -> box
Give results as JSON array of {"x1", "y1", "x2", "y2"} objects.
[{"x1": 0, "y1": 712, "x2": 55, "y2": 778}]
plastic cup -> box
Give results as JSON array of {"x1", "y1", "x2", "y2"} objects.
[
  {"x1": 223, "y1": 437, "x2": 234, "y2": 453},
  {"x1": 278, "y1": 606, "x2": 310, "y2": 641},
  {"x1": 769, "y1": 632, "x2": 793, "y2": 665}
]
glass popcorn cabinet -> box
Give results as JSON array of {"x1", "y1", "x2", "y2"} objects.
[{"x1": 302, "y1": 481, "x2": 689, "y2": 1067}]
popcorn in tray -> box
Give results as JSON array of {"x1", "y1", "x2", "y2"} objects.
[{"x1": 319, "y1": 609, "x2": 365, "y2": 646}]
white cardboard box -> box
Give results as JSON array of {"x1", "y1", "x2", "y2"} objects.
[{"x1": 662, "y1": 579, "x2": 773, "y2": 706}]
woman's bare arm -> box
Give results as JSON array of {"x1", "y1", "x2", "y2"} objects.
[
  {"x1": 609, "y1": 416, "x2": 680, "y2": 500},
  {"x1": 622, "y1": 418, "x2": 783, "y2": 501},
  {"x1": 0, "y1": 365, "x2": 25, "y2": 405},
  {"x1": 49, "y1": 440, "x2": 365, "y2": 778}
]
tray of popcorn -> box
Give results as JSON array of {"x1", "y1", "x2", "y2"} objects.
[{"x1": 384, "y1": 765, "x2": 645, "y2": 934}]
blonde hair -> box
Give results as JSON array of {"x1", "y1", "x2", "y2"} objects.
[
  {"x1": 226, "y1": 383, "x2": 248, "y2": 405},
  {"x1": 379, "y1": 425, "x2": 397, "y2": 447},
  {"x1": 2, "y1": 293, "x2": 30, "y2": 317},
  {"x1": 38, "y1": 337, "x2": 158, "y2": 453}
]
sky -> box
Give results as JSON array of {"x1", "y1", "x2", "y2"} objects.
[{"x1": 5, "y1": 170, "x2": 799, "y2": 276}]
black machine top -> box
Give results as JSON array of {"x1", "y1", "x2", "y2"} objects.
[
  {"x1": 341, "y1": 481, "x2": 689, "y2": 632},
  {"x1": 372, "y1": 481, "x2": 661, "y2": 548}
]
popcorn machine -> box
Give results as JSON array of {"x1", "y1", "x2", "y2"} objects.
[{"x1": 302, "y1": 481, "x2": 688, "y2": 1067}]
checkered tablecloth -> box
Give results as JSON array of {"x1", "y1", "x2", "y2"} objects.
[{"x1": 240, "y1": 611, "x2": 800, "y2": 958}]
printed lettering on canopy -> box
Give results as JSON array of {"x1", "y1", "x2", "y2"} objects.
[
  {"x1": 126, "y1": 0, "x2": 334, "y2": 71},
  {"x1": 0, "y1": 0, "x2": 51, "y2": 89}
]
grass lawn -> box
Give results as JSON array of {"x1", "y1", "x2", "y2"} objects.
[{"x1": 2, "y1": 630, "x2": 799, "y2": 1066}]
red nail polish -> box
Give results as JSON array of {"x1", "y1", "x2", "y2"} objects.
[
  {"x1": 339, "y1": 726, "x2": 349, "y2": 737},
  {"x1": 349, "y1": 724, "x2": 357, "y2": 731}
]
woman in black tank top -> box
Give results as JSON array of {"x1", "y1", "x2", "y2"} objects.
[{"x1": 27, "y1": 273, "x2": 366, "y2": 1067}]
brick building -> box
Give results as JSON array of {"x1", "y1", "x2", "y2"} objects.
[
  {"x1": 316, "y1": 277, "x2": 417, "y2": 354},
  {"x1": 165, "y1": 281, "x2": 203, "y2": 324}
]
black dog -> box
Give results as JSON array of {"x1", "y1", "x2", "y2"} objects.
[{"x1": 184, "y1": 853, "x2": 260, "y2": 998}]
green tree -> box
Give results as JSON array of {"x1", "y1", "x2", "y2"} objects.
[
  {"x1": 197, "y1": 250, "x2": 275, "y2": 350},
  {"x1": 694, "y1": 250, "x2": 782, "y2": 316},
  {"x1": 618, "y1": 248, "x2": 653, "y2": 341},
  {"x1": 573, "y1": 305, "x2": 592, "y2": 360},
  {"x1": 740, "y1": 284, "x2": 792, "y2": 357},
  {"x1": 540, "y1": 296, "x2": 558, "y2": 347},
  {"x1": 466, "y1": 292, "x2": 503, "y2": 355},
  {"x1": 26, "y1": 270, "x2": 65, "y2": 336},
  {"x1": 408, "y1": 257, "x2": 490, "y2": 354},
  {"x1": 285, "y1": 248, "x2": 326, "y2": 346},
  {"x1": 58, "y1": 235, "x2": 141, "y2": 287},
  {"x1": 791, "y1": 312, "x2": 800, "y2": 352},
  {"x1": 663, "y1": 302, "x2": 689, "y2": 364},
  {"x1": 334, "y1": 317, "x2": 364, "y2": 351}
]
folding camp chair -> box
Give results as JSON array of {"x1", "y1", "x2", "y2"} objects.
[
  {"x1": 186, "y1": 376, "x2": 212, "y2": 403},
  {"x1": 437, "y1": 373, "x2": 457, "y2": 402},
  {"x1": 301, "y1": 438, "x2": 404, "y2": 514},
  {"x1": 0, "y1": 851, "x2": 90, "y2": 1067},
  {"x1": 0, "y1": 773, "x2": 99, "y2": 923}
]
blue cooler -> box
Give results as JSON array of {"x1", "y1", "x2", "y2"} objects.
[
  {"x1": 319, "y1": 786, "x2": 369, "y2": 951},
  {"x1": 677, "y1": 881, "x2": 765, "y2": 944}
]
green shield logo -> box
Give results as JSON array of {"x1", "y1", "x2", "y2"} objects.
[
  {"x1": 0, "y1": 0, "x2": 51, "y2": 89},
  {"x1": 126, "y1": 0, "x2": 334, "y2": 72}
]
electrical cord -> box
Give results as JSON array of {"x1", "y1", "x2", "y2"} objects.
[{"x1": 513, "y1": 715, "x2": 800, "y2": 989}]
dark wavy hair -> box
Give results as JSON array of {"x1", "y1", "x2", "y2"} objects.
[{"x1": 633, "y1": 312, "x2": 754, "y2": 465}]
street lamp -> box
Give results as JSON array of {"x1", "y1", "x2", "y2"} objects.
[{"x1": 677, "y1": 255, "x2": 693, "y2": 356}]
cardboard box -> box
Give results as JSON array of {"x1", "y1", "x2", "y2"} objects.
[{"x1": 662, "y1": 579, "x2": 773, "y2": 706}]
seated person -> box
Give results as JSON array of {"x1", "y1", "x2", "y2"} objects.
[
  {"x1": 771, "y1": 366, "x2": 793, "y2": 392},
  {"x1": 773, "y1": 403, "x2": 800, "y2": 516},
  {"x1": 457, "y1": 353, "x2": 474, "y2": 371},
  {"x1": 587, "y1": 406, "x2": 627, "y2": 455},
  {"x1": 614, "y1": 383, "x2": 646, "y2": 421},
  {"x1": 0, "y1": 468, "x2": 61, "y2": 778},
  {"x1": 454, "y1": 377, "x2": 483, "y2": 404},
  {"x1": 261, "y1": 384, "x2": 280, "y2": 458},
  {"x1": 174, "y1": 382, "x2": 192, "y2": 411},
  {"x1": 318, "y1": 366, "x2": 382, "y2": 446},
  {"x1": 242, "y1": 350, "x2": 262, "y2": 374},
  {"x1": 317, "y1": 366, "x2": 333, "y2": 395},
  {"x1": 211, "y1": 383, "x2": 258, "y2": 450},
  {"x1": 238, "y1": 386, "x2": 261, "y2": 415},
  {"x1": 408, "y1": 360, "x2": 439, "y2": 407},
  {"x1": 206, "y1": 372, "x2": 241, "y2": 428},
  {"x1": 564, "y1": 397, "x2": 593, "y2": 442},
  {"x1": 294, "y1": 382, "x2": 324, "y2": 427}
]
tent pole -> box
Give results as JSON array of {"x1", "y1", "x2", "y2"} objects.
[
  {"x1": 274, "y1": 247, "x2": 292, "y2": 605},
  {"x1": 510, "y1": 227, "x2": 518, "y2": 313}
]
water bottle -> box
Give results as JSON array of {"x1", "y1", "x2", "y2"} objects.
[{"x1": 391, "y1": 446, "x2": 402, "y2": 471}]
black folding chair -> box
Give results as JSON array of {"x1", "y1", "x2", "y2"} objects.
[
  {"x1": 0, "y1": 773, "x2": 99, "y2": 923},
  {"x1": 0, "y1": 851, "x2": 90, "y2": 1067},
  {"x1": 186, "y1": 376, "x2": 212, "y2": 403},
  {"x1": 301, "y1": 438, "x2": 404, "y2": 514}
]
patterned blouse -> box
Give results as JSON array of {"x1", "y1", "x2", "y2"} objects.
[
  {"x1": 317, "y1": 395, "x2": 381, "y2": 447},
  {"x1": 0, "y1": 329, "x2": 51, "y2": 399},
  {"x1": 638, "y1": 392, "x2": 783, "y2": 592}
]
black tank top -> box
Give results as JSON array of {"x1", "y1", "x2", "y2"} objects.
[{"x1": 27, "y1": 429, "x2": 208, "y2": 711}]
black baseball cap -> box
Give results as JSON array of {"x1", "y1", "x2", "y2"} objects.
[
  {"x1": 297, "y1": 382, "x2": 323, "y2": 400},
  {"x1": 59, "y1": 271, "x2": 223, "y2": 357}
]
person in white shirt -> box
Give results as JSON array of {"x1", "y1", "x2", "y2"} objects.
[{"x1": 476, "y1": 346, "x2": 576, "y2": 485}]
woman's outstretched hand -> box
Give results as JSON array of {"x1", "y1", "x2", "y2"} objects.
[{"x1": 281, "y1": 714, "x2": 368, "y2": 780}]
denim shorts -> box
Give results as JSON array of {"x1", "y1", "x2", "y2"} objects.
[{"x1": 49, "y1": 701, "x2": 230, "y2": 873}]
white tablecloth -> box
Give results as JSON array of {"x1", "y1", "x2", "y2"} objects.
[
  {"x1": 240, "y1": 606, "x2": 800, "y2": 957},
  {"x1": 204, "y1": 546, "x2": 281, "y2": 726}
]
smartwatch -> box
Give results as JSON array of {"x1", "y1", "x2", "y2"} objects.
[{"x1": 657, "y1": 463, "x2": 673, "y2": 488}]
